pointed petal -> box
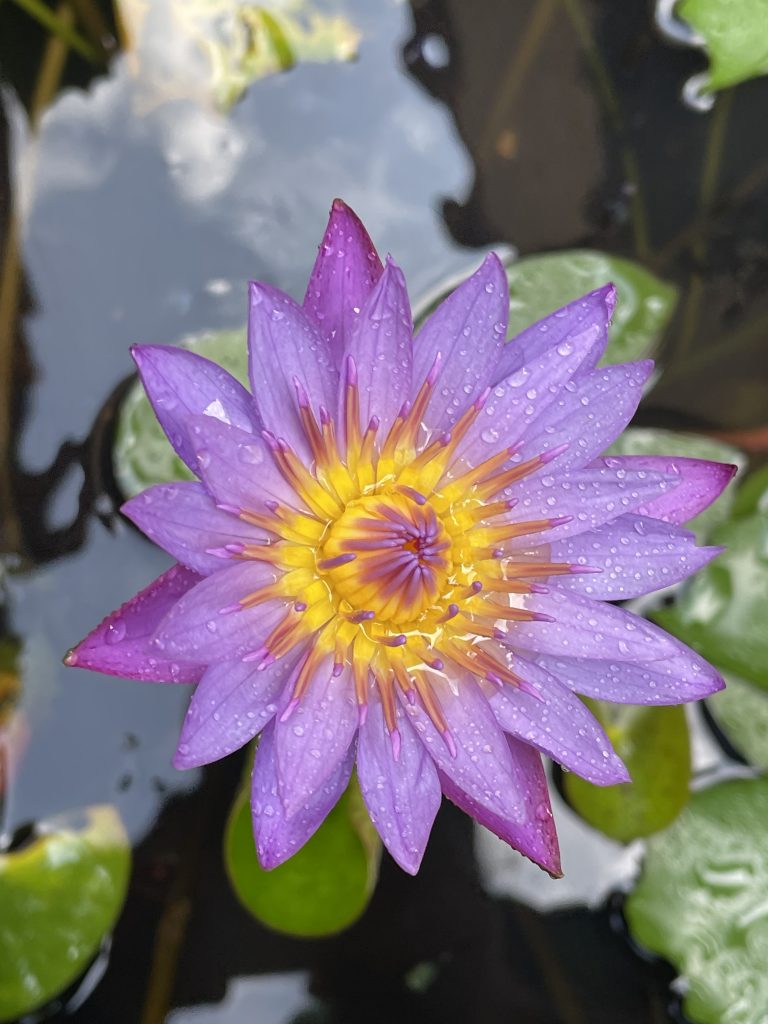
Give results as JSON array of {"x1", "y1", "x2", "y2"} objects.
[
  {"x1": 439, "y1": 737, "x2": 561, "y2": 876},
  {"x1": 357, "y1": 699, "x2": 441, "y2": 875},
  {"x1": 189, "y1": 416, "x2": 295, "y2": 512},
  {"x1": 490, "y1": 656, "x2": 628, "y2": 784},
  {"x1": 513, "y1": 361, "x2": 654, "y2": 471},
  {"x1": 548, "y1": 514, "x2": 721, "y2": 600},
  {"x1": 599, "y1": 455, "x2": 738, "y2": 525},
  {"x1": 402, "y1": 675, "x2": 527, "y2": 824},
  {"x1": 457, "y1": 320, "x2": 599, "y2": 464},
  {"x1": 131, "y1": 345, "x2": 259, "y2": 473},
  {"x1": 303, "y1": 198, "x2": 384, "y2": 363},
  {"x1": 491, "y1": 285, "x2": 615, "y2": 386},
  {"x1": 340, "y1": 258, "x2": 413, "y2": 439},
  {"x1": 173, "y1": 649, "x2": 303, "y2": 769},
  {"x1": 252, "y1": 720, "x2": 355, "y2": 869},
  {"x1": 497, "y1": 462, "x2": 680, "y2": 547},
  {"x1": 65, "y1": 564, "x2": 204, "y2": 682},
  {"x1": 274, "y1": 660, "x2": 358, "y2": 818},
  {"x1": 413, "y1": 254, "x2": 508, "y2": 430},
  {"x1": 122, "y1": 482, "x2": 268, "y2": 576},
  {"x1": 152, "y1": 561, "x2": 287, "y2": 661},
  {"x1": 534, "y1": 647, "x2": 725, "y2": 705},
  {"x1": 248, "y1": 282, "x2": 338, "y2": 457},
  {"x1": 497, "y1": 588, "x2": 679, "y2": 661}
]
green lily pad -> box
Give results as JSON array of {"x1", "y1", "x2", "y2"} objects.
[
  {"x1": 606, "y1": 428, "x2": 744, "y2": 541},
  {"x1": 678, "y1": 0, "x2": 768, "y2": 92},
  {"x1": 626, "y1": 775, "x2": 768, "y2": 1024},
  {"x1": 504, "y1": 250, "x2": 678, "y2": 366},
  {"x1": 563, "y1": 701, "x2": 690, "y2": 842},
  {"x1": 0, "y1": 805, "x2": 131, "y2": 1022},
  {"x1": 654, "y1": 509, "x2": 768, "y2": 690},
  {"x1": 224, "y1": 776, "x2": 380, "y2": 937},
  {"x1": 113, "y1": 328, "x2": 247, "y2": 499},
  {"x1": 708, "y1": 675, "x2": 768, "y2": 769}
]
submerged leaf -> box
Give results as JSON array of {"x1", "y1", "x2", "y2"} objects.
[
  {"x1": 113, "y1": 328, "x2": 247, "y2": 498},
  {"x1": 224, "y1": 777, "x2": 380, "y2": 937},
  {"x1": 563, "y1": 701, "x2": 690, "y2": 842},
  {"x1": 0, "y1": 806, "x2": 131, "y2": 1023},
  {"x1": 626, "y1": 775, "x2": 768, "y2": 1024},
  {"x1": 708, "y1": 674, "x2": 768, "y2": 769}
]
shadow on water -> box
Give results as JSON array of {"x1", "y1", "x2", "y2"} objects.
[{"x1": 1, "y1": 0, "x2": 767, "y2": 1021}]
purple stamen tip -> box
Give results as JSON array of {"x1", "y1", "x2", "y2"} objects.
[
  {"x1": 491, "y1": 548, "x2": 505, "y2": 558},
  {"x1": 470, "y1": 580, "x2": 483, "y2": 593},
  {"x1": 256, "y1": 654, "x2": 276, "y2": 671},
  {"x1": 540, "y1": 442, "x2": 569, "y2": 464},
  {"x1": 506, "y1": 498, "x2": 519, "y2": 510},
  {"x1": 518, "y1": 679, "x2": 545, "y2": 703},
  {"x1": 442, "y1": 729, "x2": 458, "y2": 759},
  {"x1": 277, "y1": 437, "x2": 292, "y2": 454},
  {"x1": 261, "y1": 429, "x2": 279, "y2": 450},
  {"x1": 440, "y1": 432, "x2": 452, "y2": 446},
  {"x1": 493, "y1": 627, "x2": 506, "y2": 641},
  {"x1": 242, "y1": 646, "x2": 268, "y2": 663},
  {"x1": 406, "y1": 688, "x2": 417, "y2": 705},
  {"x1": 390, "y1": 728, "x2": 402, "y2": 762},
  {"x1": 398, "y1": 400, "x2": 412, "y2": 419},
  {"x1": 206, "y1": 546, "x2": 235, "y2": 558},
  {"x1": 486, "y1": 672, "x2": 505, "y2": 690},
  {"x1": 294, "y1": 601, "x2": 308, "y2": 612},
  {"x1": 292, "y1": 376, "x2": 310, "y2": 408},
  {"x1": 430, "y1": 658, "x2": 444, "y2": 671},
  {"x1": 225, "y1": 543, "x2": 245, "y2": 554},
  {"x1": 350, "y1": 609, "x2": 375, "y2": 623},
  {"x1": 367, "y1": 415, "x2": 380, "y2": 434},
  {"x1": 387, "y1": 634, "x2": 407, "y2": 647},
  {"x1": 532, "y1": 611, "x2": 556, "y2": 623},
  {"x1": 345, "y1": 355, "x2": 358, "y2": 386},
  {"x1": 442, "y1": 603, "x2": 459, "y2": 622},
  {"x1": 216, "y1": 503, "x2": 242, "y2": 516},
  {"x1": 569, "y1": 564, "x2": 603, "y2": 575},
  {"x1": 474, "y1": 386, "x2": 491, "y2": 410},
  {"x1": 426, "y1": 351, "x2": 443, "y2": 385},
  {"x1": 280, "y1": 697, "x2": 300, "y2": 722},
  {"x1": 358, "y1": 702, "x2": 369, "y2": 726},
  {"x1": 317, "y1": 552, "x2": 357, "y2": 570},
  {"x1": 332, "y1": 660, "x2": 345, "y2": 677},
  {"x1": 264, "y1": 499, "x2": 279, "y2": 512},
  {"x1": 529, "y1": 583, "x2": 550, "y2": 594},
  {"x1": 218, "y1": 602, "x2": 243, "y2": 615},
  {"x1": 399, "y1": 485, "x2": 427, "y2": 506},
  {"x1": 549, "y1": 515, "x2": 574, "y2": 527},
  {"x1": 319, "y1": 405, "x2": 331, "y2": 425}
]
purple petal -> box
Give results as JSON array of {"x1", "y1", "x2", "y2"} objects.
[
  {"x1": 173, "y1": 648, "x2": 303, "y2": 769},
  {"x1": 152, "y1": 561, "x2": 287, "y2": 661},
  {"x1": 513, "y1": 361, "x2": 654, "y2": 471},
  {"x1": 457, "y1": 322, "x2": 600, "y2": 465},
  {"x1": 439, "y1": 737, "x2": 561, "y2": 876},
  {"x1": 340, "y1": 258, "x2": 413, "y2": 439},
  {"x1": 189, "y1": 416, "x2": 295, "y2": 512},
  {"x1": 600, "y1": 455, "x2": 738, "y2": 525},
  {"x1": 548, "y1": 514, "x2": 721, "y2": 600},
  {"x1": 535, "y1": 647, "x2": 725, "y2": 706},
  {"x1": 303, "y1": 198, "x2": 384, "y2": 364},
  {"x1": 413, "y1": 254, "x2": 508, "y2": 430},
  {"x1": 252, "y1": 720, "x2": 355, "y2": 869},
  {"x1": 274, "y1": 661, "x2": 358, "y2": 818},
  {"x1": 122, "y1": 482, "x2": 268, "y2": 576},
  {"x1": 131, "y1": 345, "x2": 259, "y2": 473},
  {"x1": 357, "y1": 699, "x2": 441, "y2": 875},
  {"x1": 402, "y1": 675, "x2": 528, "y2": 823},
  {"x1": 248, "y1": 282, "x2": 338, "y2": 457},
  {"x1": 490, "y1": 656, "x2": 628, "y2": 785},
  {"x1": 497, "y1": 462, "x2": 680, "y2": 547},
  {"x1": 65, "y1": 564, "x2": 204, "y2": 682},
  {"x1": 498, "y1": 588, "x2": 679, "y2": 661},
  {"x1": 491, "y1": 285, "x2": 616, "y2": 387}
]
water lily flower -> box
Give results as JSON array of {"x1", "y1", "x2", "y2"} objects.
[{"x1": 67, "y1": 200, "x2": 734, "y2": 876}]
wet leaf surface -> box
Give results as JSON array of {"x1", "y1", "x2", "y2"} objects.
[
  {"x1": 224, "y1": 776, "x2": 380, "y2": 937},
  {"x1": 113, "y1": 329, "x2": 247, "y2": 498},
  {"x1": 504, "y1": 250, "x2": 678, "y2": 365},
  {"x1": 678, "y1": 0, "x2": 768, "y2": 92},
  {"x1": 708, "y1": 674, "x2": 768, "y2": 768},
  {"x1": 563, "y1": 701, "x2": 690, "y2": 842},
  {"x1": 626, "y1": 774, "x2": 768, "y2": 1024},
  {"x1": 0, "y1": 805, "x2": 131, "y2": 1023}
]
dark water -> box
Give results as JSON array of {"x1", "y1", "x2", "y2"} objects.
[{"x1": 1, "y1": 0, "x2": 767, "y2": 1021}]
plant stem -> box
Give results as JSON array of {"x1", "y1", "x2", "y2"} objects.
[{"x1": 10, "y1": 0, "x2": 104, "y2": 65}]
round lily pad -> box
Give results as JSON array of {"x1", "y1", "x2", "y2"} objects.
[
  {"x1": 224, "y1": 777, "x2": 380, "y2": 938},
  {"x1": 678, "y1": 0, "x2": 768, "y2": 93},
  {"x1": 708, "y1": 675, "x2": 768, "y2": 770},
  {"x1": 0, "y1": 805, "x2": 131, "y2": 1022},
  {"x1": 113, "y1": 328, "x2": 247, "y2": 499},
  {"x1": 563, "y1": 701, "x2": 690, "y2": 842},
  {"x1": 504, "y1": 250, "x2": 678, "y2": 365},
  {"x1": 626, "y1": 775, "x2": 768, "y2": 1024}
]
